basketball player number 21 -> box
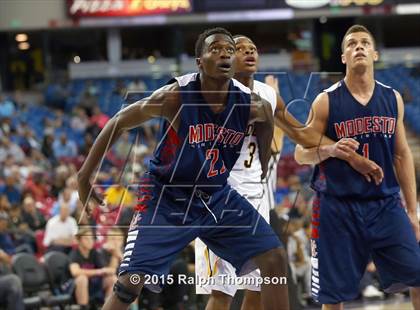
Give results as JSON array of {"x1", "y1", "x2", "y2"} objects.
[
  {"x1": 206, "y1": 149, "x2": 226, "y2": 178},
  {"x1": 362, "y1": 143, "x2": 369, "y2": 159}
]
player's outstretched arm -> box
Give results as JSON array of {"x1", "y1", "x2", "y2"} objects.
[
  {"x1": 250, "y1": 93, "x2": 274, "y2": 179},
  {"x1": 264, "y1": 75, "x2": 285, "y2": 154},
  {"x1": 77, "y1": 82, "x2": 180, "y2": 211},
  {"x1": 393, "y1": 90, "x2": 419, "y2": 240},
  {"x1": 293, "y1": 92, "x2": 383, "y2": 184},
  {"x1": 293, "y1": 92, "x2": 359, "y2": 164}
]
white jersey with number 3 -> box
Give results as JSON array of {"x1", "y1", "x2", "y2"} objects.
[{"x1": 227, "y1": 80, "x2": 277, "y2": 221}]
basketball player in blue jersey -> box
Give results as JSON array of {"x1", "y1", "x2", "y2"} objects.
[
  {"x1": 295, "y1": 25, "x2": 420, "y2": 310},
  {"x1": 77, "y1": 27, "x2": 383, "y2": 310},
  {"x1": 195, "y1": 34, "x2": 284, "y2": 310}
]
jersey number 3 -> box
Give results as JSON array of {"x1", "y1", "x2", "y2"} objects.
[
  {"x1": 206, "y1": 149, "x2": 226, "y2": 178},
  {"x1": 244, "y1": 142, "x2": 256, "y2": 168}
]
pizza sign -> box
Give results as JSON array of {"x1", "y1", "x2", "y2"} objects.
[{"x1": 68, "y1": 0, "x2": 192, "y2": 17}]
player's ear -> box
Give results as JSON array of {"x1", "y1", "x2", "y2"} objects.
[
  {"x1": 341, "y1": 53, "x2": 346, "y2": 64},
  {"x1": 196, "y1": 57, "x2": 202, "y2": 69},
  {"x1": 373, "y1": 50, "x2": 379, "y2": 62}
]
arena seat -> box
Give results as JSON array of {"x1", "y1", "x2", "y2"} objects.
[
  {"x1": 12, "y1": 253, "x2": 72, "y2": 308},
  {"x1": 43, "y1": 251, "x2": 74, "y2": 298}
]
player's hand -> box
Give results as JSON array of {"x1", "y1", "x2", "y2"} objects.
[
  {"x1": 77, "y1": 173, "x2": 104, "y2": 215},
  {"x1": 329, "y1": 138, "x2": 359, "y2": 161},
  {"x1": 347, "y1": 156, "x2": 384, "y2": 185},
  {"x1": 407, "y1": 211, "x2": 420, "y2": 241},
  {"x1": 264, "y1": 75, "x2": 280, "y2": 94},
  {"x1": 261, "y1": 166, "x2": 268, "y2": 180}
]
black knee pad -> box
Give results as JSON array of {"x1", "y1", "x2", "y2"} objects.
[{"x1": 113, "y1": 280, "x2": 138, "y2": 304}]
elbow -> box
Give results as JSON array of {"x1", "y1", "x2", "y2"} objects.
[
  {"x1": 294, "y1": 146, "x2": 304, "y2": 165},
  {"x1": 395, "y1": 148, "x2": 412, "y2": 164}
]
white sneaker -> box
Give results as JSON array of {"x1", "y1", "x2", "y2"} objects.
[{"x1": 363, "y1": 285, "x2": 384, "y2": 298}]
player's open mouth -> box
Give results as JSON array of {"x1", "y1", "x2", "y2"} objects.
[
  {"x1": 244, "y1": 56, "x2": 256, "y2": 66},
  {"x1": 355, "y1": 53, "x2": 366, "y2": 59},
  {"x1": 218, "y1": 63, "x2": 232, "y2": 72}
]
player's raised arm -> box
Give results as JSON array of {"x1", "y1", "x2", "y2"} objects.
[
  {"x1": 393, "y1": 90, "x2": 419, "y2": 240},
  {"x1": 249, "y1": 92, "x2": 274, "y2": 179},
  {"x1": 77, "y1": 82, "x2": 180, "y2": 209},
  {"x1": 264, "y1": 75, "x2": 285, "y2": 153},
  {"x1": 293, "y1": 92, "x2": 360, "y2": 163},
  {"x1": 264, "y1": 75, "x2": 383, "y2": 183}
]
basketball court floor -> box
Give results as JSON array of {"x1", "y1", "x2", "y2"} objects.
[{"x1": 308, "y1": 294, "x2": 413, "y2": 309}]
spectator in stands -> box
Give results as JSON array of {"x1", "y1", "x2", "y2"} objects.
[
  {"x1": 69, "y1": 228, "x2": 117, "y2": 309},
  {"x1": 113, "y1": 132, "x2": 132, "y2": 162},
  {"x1": 51, "y1": 187, "x2": 78, "y2": 216},
  {"x1": 127, "y1": 78, "x2": 147, "y2": 93},
  {"x1": 0, "y1": 221, "x2": 24, "y2": 310},
  {"x1": 112, "y1": 79, "x2": 127, "y2": 96},
  {"x1": 0, "y1": 117, "x2": 15, "y2": 137},
  {"x1": 9, "y1": 204, "x2": 36, "y2": 253},
  {"x1": 71, "y1": 107, "x2": 89, "y2": 133},
  {"x1": 0, "y1": 212, "x2": 15, "y2": 256},
  {"x1": 288, "y1": 191, "x2": 311, "y2": 219},
  {"x1": 0, "y1": 137, "x2": 25, "y2": 163},
  {"x1": 80, "y1": 132, "x2": 94, "y2": 157},
  {"x1": 0, "y1": 175, "x2": 22, "y2": 206},
  {"x1": 21, "y1": 196, "x2": 46, "y2": 231},
  {"x1": 52, "y1": 133, "x2": 78, "y2": 160},
  {"x1": 41, "y1": 132, "x2": 55, "y2": 161},
  {"x1": 19, "y1": 127, "x2": 40, "y2": 155},
  {"x1": 85, "y1": 80, "x2": 99, "y2": 97},
  {"x1": 104, "y1": 184, "x2": 135, "y2": 208},
  {"x1": 90, "y1": 106, "x2": 110, "y2": 130},
  {"x1": 101, "y1": 228, "x2": 124, "y2": 270},
  {"x1": 43, "y1": 203, "x2": 78, "y2": 254},
  {"x1": 24, "y1": 170, "x2": 49, "y2": 202},
  {"x1": 29, "y1": 148, "x2": 51, "y2": 173},
  {"x1": 79, "y1": 89, "x2": 98, "y2": 117},
  {"x1": 0, "y1": 195, "x2": 11, "y2": 213},
  {"x1": 0, "y1": 95, "x2": 16, "y2": 119},
  {"x1": 287, "y1": 217, "x2": 311, "y2": 303}
]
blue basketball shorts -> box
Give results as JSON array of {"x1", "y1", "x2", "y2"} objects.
[
  {"x1": 311, "y1": 192, "x2": 420, "y2": 304},
  {"x1": 118, "y1": 175, "x2": 282, "y2": 292}
]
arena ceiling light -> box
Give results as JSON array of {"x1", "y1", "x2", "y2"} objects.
[
  {"x1": 15, "y1": 33, "x2": 28, "y2": 42},
  {"x1": 18, "y1": 42, "x2": 30, "y2": 50},
  {"x1": 395, "y1": 3, "x2": 420, "y2": 15}
]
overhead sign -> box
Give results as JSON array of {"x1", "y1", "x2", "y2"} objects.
[
  {"x1": 67, "y1": 0, "x2": 192, "y2": 17},
  {"x1": 285, "y1": 0, "x2": 385, "y2": 9}
]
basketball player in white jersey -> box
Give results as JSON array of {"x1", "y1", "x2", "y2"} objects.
[{"x1": 195, "y1": 35, "x2": 284, "y2": 310}]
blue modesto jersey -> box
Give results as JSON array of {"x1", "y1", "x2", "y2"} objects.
[
  {"x1": 311, "y1": 80, "x2": 400, "y2": 199},
  {"x1": 148, "y1": 73, "x2": 252, "y2": 193}
]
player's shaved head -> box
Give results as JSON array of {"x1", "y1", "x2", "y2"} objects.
[
  {"x1": 195, "y1": 27, "x2": 234, "y2": 58},
  {"x1": 233, "y1": 34, "x2": 254, "y2": 44}
]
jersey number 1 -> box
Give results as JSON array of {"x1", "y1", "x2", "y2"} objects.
[{"x1": 362, "y1": 143, "x2": 369, "y2": 159}]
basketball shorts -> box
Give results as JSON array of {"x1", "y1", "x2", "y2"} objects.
[
  {"x1": 311, "y1": 192, "x2": 420, "y2": 304},
  {"x1": 118, "y1": 175, "x2": 282, "y2": 293}
]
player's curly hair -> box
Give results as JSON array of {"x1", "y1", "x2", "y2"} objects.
[{"x1": 195, "y1": 27, "x2": 234, "y2": 58}]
